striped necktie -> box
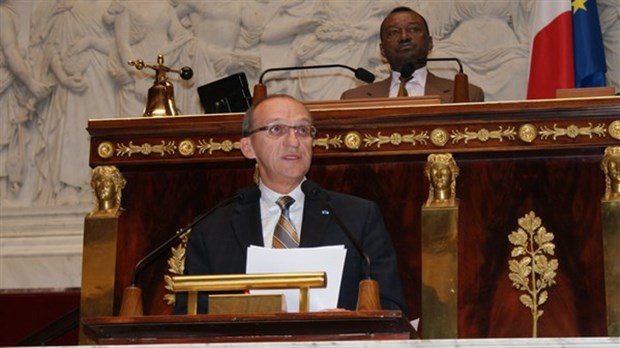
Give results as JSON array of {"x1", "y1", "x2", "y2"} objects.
[
  {"x1": 397, "y1": 75, "x2": 413, "y2": 97},
  {"x1": 272, "y1": 196, "x2": 299, "y2": 248}
]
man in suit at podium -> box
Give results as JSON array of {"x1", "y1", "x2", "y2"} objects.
[
  {"x1": 341, "y1": 6, "x2": 484, "y2": 103},
  {"x1": 176, "y1": 94, "x2": 407, "y2": 315}
]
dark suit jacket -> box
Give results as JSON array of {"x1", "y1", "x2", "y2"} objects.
[
  {"x1": 175, "y1": 186, "x2": 408, "y2": 315},
  {"x1": 340, "y1": 72, "x2": 485, "y2": 103}
]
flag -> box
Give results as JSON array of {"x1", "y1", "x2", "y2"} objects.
[
  {"x1": 527, "y1": 0, "x2": 608, "y2": 99},
  {"x1": 572, "y1": 0, "x2": 607, "y2": 88},
  {"x1": 527, "y1": 1, "x2": 574, "y2": 99}
]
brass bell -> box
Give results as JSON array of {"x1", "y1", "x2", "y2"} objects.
[{"x1": 128, "y1": 55, "x2": 193, "y2": 117}]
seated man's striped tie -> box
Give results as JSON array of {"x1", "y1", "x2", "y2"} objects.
[{"x1": 272, "y1": 196, "x2": 299, "y2": 248}]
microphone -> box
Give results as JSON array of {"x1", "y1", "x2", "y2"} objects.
[
  {"x1": 402, "y1": 57, "x2": 470, "y2": 102},
  {"x1": 253, "y1": 64, "x2": 376, "y2": 104},
  {"x1": 300, "y1": 180, "x2": 380, "y2": 311},
  {"x1": 119, "y1": 186, "x2": 261, "y2": 316}
]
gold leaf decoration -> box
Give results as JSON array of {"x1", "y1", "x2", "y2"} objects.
[
  {"x1": 508, "y1": 211, "x2": 558, "y2": 337},
  {"x1": 314, "y1": 134, "x2": 343, "y2": 150},
  {"x1": 450, "y1": 126, "x2": 516, "y2": 144},
  {"x1": 363, "y1": 131, "x2": 429, "y2": 148},
  {"x1": 163, "y1": 233, "x2": 189, "y2": 305},
  {"x1": 539, "y1": 123, "x2": 606, "y2": 140},
  {"x1": 116, "y1": 141, "x2": 176, "y2": 157},
  {"x1": 197, "y1": 139, "x2": 240, "y2": 154}
]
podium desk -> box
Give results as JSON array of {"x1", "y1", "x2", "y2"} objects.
[{"x1": 86, "y1": 97, "x2": 620, "y2": 338}]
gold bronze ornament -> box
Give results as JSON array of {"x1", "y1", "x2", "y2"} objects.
[
  {"x1": 424, "y1": 153, "x2": 459, "y2": 207},
  {"x1": 164, "y1": 233, "x2": 189, "y2": 305},
  {"x1": 313, "y1": 134, "x2": 342, "y2": 150},
  {"x1": 116, "y1": 141, "x2": 176, "y2": 157},
  {"x1": 609, "y1": 120, "x2": 620, "y2": 140},
  {"x1": 450, "y1": 126, "x2": 516, "y2": 144},
  {"x1": 539, "y1": 123, "x2": 606, "y2": 140},
  {"x1": 601, "y1": 146, "x2": 620, "y2": 201},
  {"x1": 364, "y1": 131, "x2": 429, "y2": 148},
  {"x1": 178, "y1": 139, "x2": 196, "y2": 157},
  {"x1": 431, "y1": 128, "x2": 449, "y2": 147},
  {"x1": 89, "y1": 165, "x2": 126, "y2": 217},
  {"x1": 197, "y1": 139, "x2": 239, "y2": 154},
  {"x1": 508, "y1": 211, "x2": 558, "y2": 337},
  {"x1": 518, "y1": 124, "x2": 538, "y2": 143},
  {"x1": 97, "y1": 141, "x2": 114, "y2": 159},
  {"x1": 344, "y1": 131, "x2": 362, "y2": 150}
]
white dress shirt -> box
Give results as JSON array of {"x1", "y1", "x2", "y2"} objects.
[
  {"x1": 259, "y1": 180, "x2": 306, "y2": 247},
  {"x1": 389, "y1": 66, "x2": 428, "y2": 97}
]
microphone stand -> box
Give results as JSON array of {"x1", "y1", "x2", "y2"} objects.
[
  {"x1": 406, "y1": 58, "x2": 470, "y2": 102},
  {"x1": 252, "y1": 64, "x2": 376, "y2": 105},
  {"x1": 118, "y1": 188, "x2": 260, "y2": 316},
  {"x1": 302, "y1": 181, "x2": 381, "y2": 311}
]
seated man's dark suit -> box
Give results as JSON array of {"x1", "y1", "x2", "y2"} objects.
[
  {"x1": 341, "y1": 72, "x2": 484, "y2": 103},
  {"x1": 175, "y1": 184, "x2": 408, "y2": 315}
]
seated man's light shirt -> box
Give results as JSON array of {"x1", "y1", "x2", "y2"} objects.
[
  {"x1": 389, "y1": 66, "x2": 428, "y2": 97},
  {"x1": 259, "y1": 180, "x2": 306, "y2": 247}
]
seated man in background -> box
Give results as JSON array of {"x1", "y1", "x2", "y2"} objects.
[
  {"x1": 175, "y1": 94, "x2": 408, "y2": 315},
  {"x1": 341, "y1": 6, "x2": 484, "y2": 103}
]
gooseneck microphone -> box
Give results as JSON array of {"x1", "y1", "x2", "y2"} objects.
[
  {"x1": 301, "y1": 180, "x2": 372, "y2": 278},
  {"x1": 253, "y1": 64, "x2": 376, "y2": 104},
  {"x1": 119, "y1": 186, "x2": 261, "y2": 316},
  {"x1": 401, "y1": 57, "x2": 469, "y2": 102},
  {"x1": 301, "y1": 180, "x2": 381, "y2": 311}
]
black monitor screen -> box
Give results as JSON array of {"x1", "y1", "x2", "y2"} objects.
[{"x1": 197, "y1": 72, "x2": 252, "y2": 113}]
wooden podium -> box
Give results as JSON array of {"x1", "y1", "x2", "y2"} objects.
[
  {"x1": 82, "y1": 310, "x2": 415, "y2": 344},
  {"x1": 84, "y1": 96, "x2": 620, "y2": 339}
]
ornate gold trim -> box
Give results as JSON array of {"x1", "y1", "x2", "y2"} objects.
[
  {"x1": 163, "y1": 233, "x2": 189, "y2": 305},
  {"x1": 116, "y1": 141, "x2": 176, "y2": 157},
  {"x1": 313, "y1": 134, "x2": 343, "y2": 150},
  {"x1": 179, "y1": 139, "x2": 196, "y2": 157},
  {"x1": 431, "y1": 128, "x2": 449, "y2": 147},
  {"x1": 344, "y1": 131, "x2": 361, "y2": 150},
  {"x1": 609, "y1": 120, "x2": 620, "y2": 140},
  {"x1": 451, "y1": 126, "x2": 516, "y2": 144},
  {"x1": 197, "y1": 139, "x2": 239, "y2": 154},
  {"x1": 519, "y1": 124, "x2": 538, "y2": 143},
  {"x1": 508, "y1": 211, "x2": 558, "y2": 337},
  {"x1": 539, "y1": 123, "x2": 606, "y2": 140},
  {"x1": 97, "y1": 142, "x2": 115, "y2": 159},
  {"x1": 364, "y1": 131, "x2": 429, "y2": 148}
]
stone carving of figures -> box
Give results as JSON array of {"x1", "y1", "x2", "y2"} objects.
[
  {"x1": 422, "y1": 0, "x2": 533, "y2": 101},
  {"x1": 105, "y1": 0, "x2": 192, "y2": 116},
  {"x1": 89, "y1": 165, "x2": 126, "y2": 216},
  {"x1": 172, "y1": 0, "x2": 262, "y2": 113},
  {"x1": 424, "y1": 153, "x2": 459, "y2": 207},
  {"x1": 253, "y1": 0, "x2": 317, "y2": 97},
  {"x1": 292, "y1": 0, "x2": 393, "y2": 101},
  {"x1": 30, "y1": 0, "x2": 115, "y2": 206},
  {"x1": 0, "y1": 0, "x2": 52, "y2": 206},
  {"x1": 598, "y1": 0, "x2": 620, "y2": 93},
  {"x1": 602, "y1": 146, "x2": 620, "y2": 201}
]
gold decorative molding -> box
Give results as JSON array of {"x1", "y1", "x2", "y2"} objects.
[
  {"x1": 539, "y1": 123, "x2": 606, "y2": 140},
  {"x1": 343, "y1": 131, "x2": 361, "y2": 150},
  {"x1": 508, "y1": 211, "x2": 558, "y2": 337},
  {"x1": 163, "y1": 233, "x2": 189, "y2": 305},
  {"x1": 609, "y1": 120, "x2": 620, "y2": 140},
  {"x1": 97, "y1": 142, "x2": 115, "y2": 159},
  {"x1": 178, "y1": 139, "x2": 196, "y2": 157},
  {"x1": 313, "y1": 134, "x2": 343, "y2": 150},
  {"x1": 96, "y1": 120, "x2": 620, "y2": 159},
  {"x1": 430, "y1": 128, "x2": 449, "y2": 147},
  {"x1": 364, "y1": 131, "x2": 429, "y2": 148},
  {"x1": 451, "y1": 126, "x2": 516, "y2": 144},
  {"x1": 519, "y1": 124, "x2": 538, "y2": 143},
  {"x1": 197, "y1": 139, "x2": 239, "y2": 154},
  {"x1": 116, "y1": 141, "x2": 176, "y2": 157}
]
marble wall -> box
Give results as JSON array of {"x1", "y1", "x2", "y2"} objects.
[{"x1": 0, "y1": 0, "x2": 619, "y2": 289}]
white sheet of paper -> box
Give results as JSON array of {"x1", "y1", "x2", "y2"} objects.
[{"x1": 246, "y1": 245, "x2": 347, "y2": 312}]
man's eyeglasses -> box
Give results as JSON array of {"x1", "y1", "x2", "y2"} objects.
[{"x1": 246, "y1": 124, "x2": 317, "y2": 138}]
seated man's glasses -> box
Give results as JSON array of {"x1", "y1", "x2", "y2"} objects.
[{"x1": 246, "y1": 124, "x2": 317, "y2": 138}]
